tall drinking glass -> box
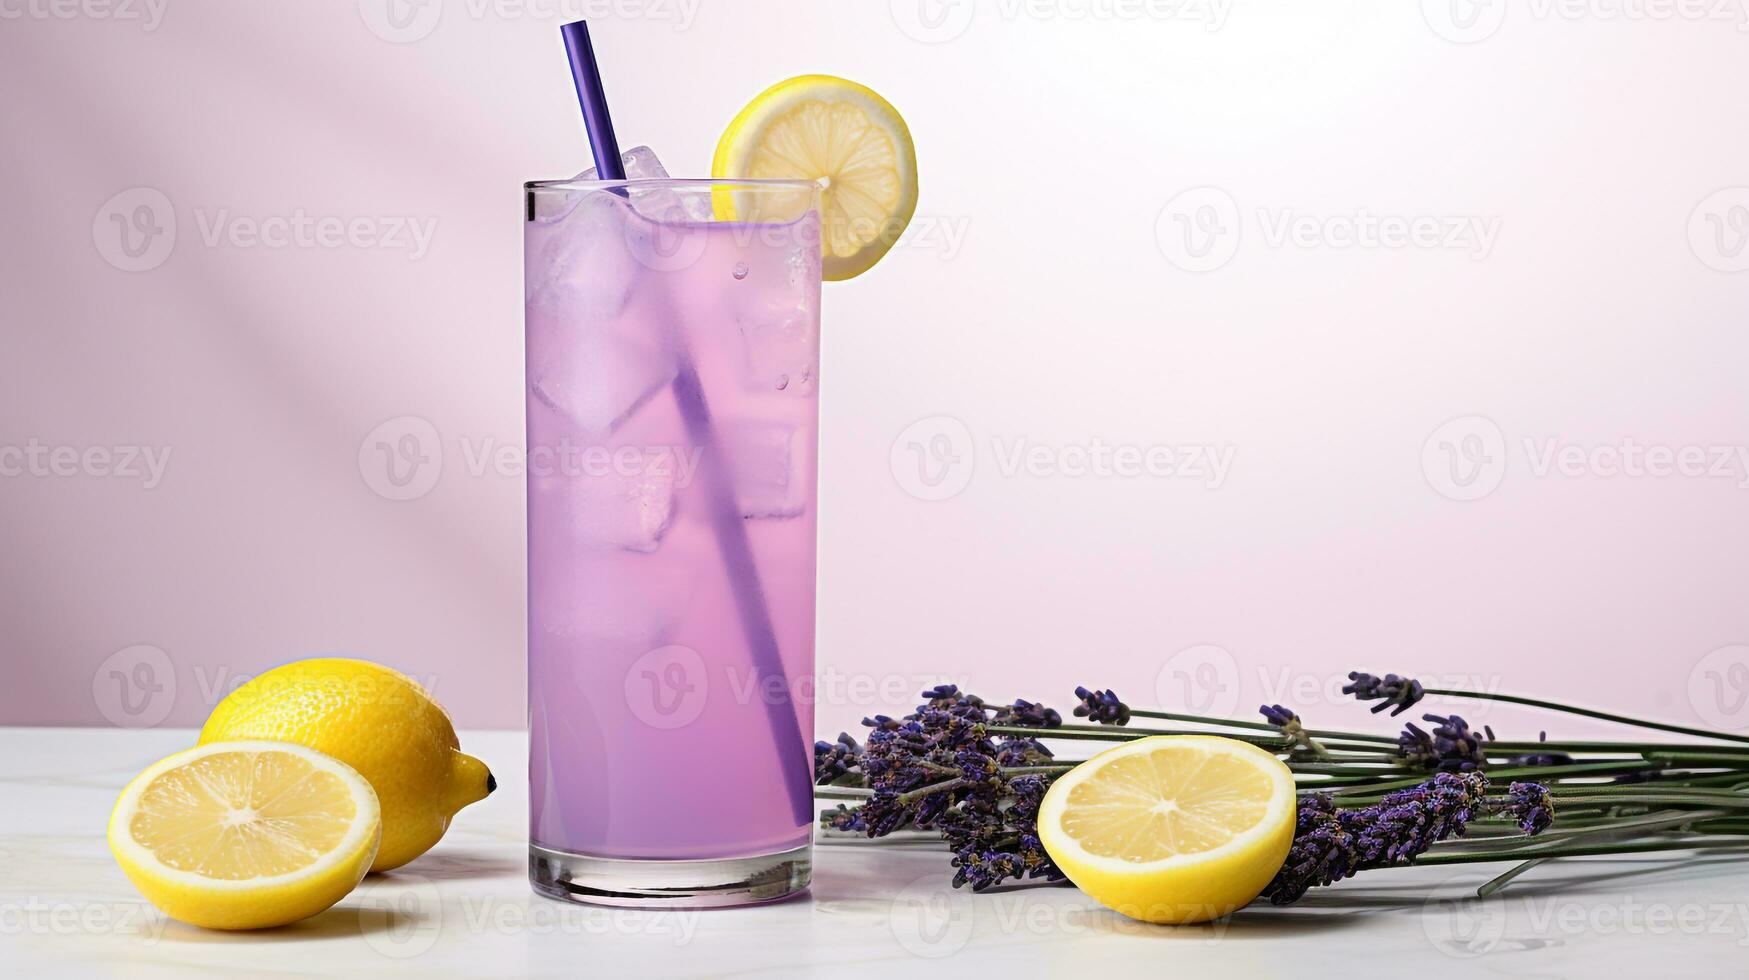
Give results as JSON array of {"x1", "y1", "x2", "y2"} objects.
[{"x1": 524, "y1": 177, "x2": 822, "y2": 907}]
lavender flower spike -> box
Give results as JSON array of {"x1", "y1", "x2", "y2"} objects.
[
  {"x1": 1343, "y1": 672, "x2": 1425, "y2": 716},
  {"x1": 1505, "y1": 781, "x2": 1555, "y2": 835},
  {"x1": 1073, "y1": 687, "x2": 1131, "y2": 726},
  {"x1": 1260, "y1": 704, "x2": 1329, "y2": 759},
  {"x1": 1263, "y1": 772, "x2": 1492, "y2": 906},
  {"x1": 814, "y1": 732, "x2": 862, "y2": 785},
  {"x1": 1398, "y1": 714, "x2": 1491, "y2": 772}
]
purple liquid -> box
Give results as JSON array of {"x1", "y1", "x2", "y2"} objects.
[{"x1": 526, "y1": 185, "x2": 820, "y2": 860}]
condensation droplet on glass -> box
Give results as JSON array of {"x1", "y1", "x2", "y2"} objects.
[{"x1": 731, "y1": 262, "x2": 749, "y2": 280}]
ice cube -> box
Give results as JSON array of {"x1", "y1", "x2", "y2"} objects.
[
  {"x1": 530, "y1": 325, "x2": 676, "y2": 436},
  {"x1": 735, "y1": 214, "x2": 821, "y2": 392},
  {"x1": 739, "y1": 309, "x2": 819, "y2": 395},
  {"x1": 528, "y1": 190, "x2": 642, "y2": 320},
  {"x1": 583, "y1": 145, "x2": 712, "y2": 224},
  {"x1": 568, "y1": 457, "x2": 678, "y2": 552},
  {"x1": 723, "y1": 420, "x2": 807, "y2": 519},
  {"x1": 535, "y1": 146, "x2": 674, "y2": 225}
]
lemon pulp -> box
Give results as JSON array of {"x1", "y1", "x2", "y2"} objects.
[
  {"x1": 129, "y1": 749, "x2": 360, "y2": 878},
  {"x1": 109, "y1": 741, "x2": 381, "y2": 930}
]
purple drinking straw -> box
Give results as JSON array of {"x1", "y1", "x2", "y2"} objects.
[{"x1": 557, "y1": 20, "x2": 815, "y2": 827}]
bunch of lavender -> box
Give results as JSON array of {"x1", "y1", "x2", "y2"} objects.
[
  {"x1": 821, "y1": 673, "x2": 1749, "y2": 906},
  {"x1": 818, "y1": 686, "x2": 1066, "y2": 889},
  {"x1": 1261, "y1": 773, "x2": 1555, "y2": 904}
]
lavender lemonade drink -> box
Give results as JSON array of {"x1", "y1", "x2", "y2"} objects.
[{"x1": 525, "y1": 163, "x2": 823, "y2": 906}]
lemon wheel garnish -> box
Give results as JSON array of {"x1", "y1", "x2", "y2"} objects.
[
  {"x1": 713, "y1": 74, "x2": 918, "y2": 281},
  {"x1": 108, "y1": 741, "x2": 382, "y2": 930},
  {"x1": 1038, "y1": 736, "x2": 1296, "y2": 924}
]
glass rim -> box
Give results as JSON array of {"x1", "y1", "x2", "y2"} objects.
[{"x1": 524, "y1": 176, "x2": 822, "y2": 194}]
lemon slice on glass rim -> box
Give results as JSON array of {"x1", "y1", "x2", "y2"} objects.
[
  {"x1": 107, "y1": 740, "x2": 382, "y2": 930},
  {"x1": 1037, "y1": 735, "x2": 1296, "y2": 924},
  {"x1": 713, "y1": 74, "x2": 918, "y2": 281}
]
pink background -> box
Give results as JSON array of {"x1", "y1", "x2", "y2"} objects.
[{"x1": 4, "y1": 2, "x2": 1748, "y2": 741}]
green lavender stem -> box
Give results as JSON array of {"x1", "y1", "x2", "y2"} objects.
[
  {"x1": 1412, "y1": 836, "x2": 1749, "y2": 867},
  {"x1": 1422, "y1": 686, "x2": 1749, "y2": 745},
  {"x1": 1127, "y1": 708, "x2": 1399, "y2": 746}
]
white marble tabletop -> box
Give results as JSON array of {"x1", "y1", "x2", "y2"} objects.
[{"x1": 4, "y1": 728, "x2": 1747, "y2": 977}]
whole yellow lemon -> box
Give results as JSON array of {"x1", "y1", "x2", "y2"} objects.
[{"x1": 199, "y1": 658, "x2": 494, "y2": 872}]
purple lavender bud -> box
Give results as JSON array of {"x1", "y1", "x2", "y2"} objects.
[
  {"x1": 1505, "y1": 781, "x2": 1555, "y2": 835},
  {"x1": 1343, "y1": 672, "x2": 1425, "y2": 716},
  {"x1": 1262, "y1": 704, "x2": 1326, "y2": 757},
  {"x1": 1073, "y1": 686, "x2": 1131, "y2": 726},
  {"x1": 1425, "y1": 714, "x2": 1491, "y2": 772},
  {"x1": 1259, "y1": 703, "x2": 1298, "y2": 727},
  {"x1": 813, "y1": 732, "x2": 862, "y2": 784},
  {"x1": 996, "y1": 698, "x2": 1063, "y2": 729},
  {"x1": 920, "y1": 684, "x2": 962, "y2": 704},
  {"x1": 1261, "y1": 794, "x2": 1355, "y2": 906},
  {"x1": 995, "y1": 736, "x2": 1054, "y2": 767},
  {"x1": 1508, "y1": 731, "x2": 1574, "y2": 768},
  {"x1": 1264, "y1": 773, "x2": 1490, "y2": 905}
]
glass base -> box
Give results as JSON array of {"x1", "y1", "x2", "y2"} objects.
[{"x1": 529, "y1": 843, "x2": 811, "y2": 909}]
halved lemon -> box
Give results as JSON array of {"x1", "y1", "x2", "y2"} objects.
[
  {"x1": 713, "y1": 74, "x2": 918, "y2": 280},
  {"x1": 1038, "y1": 735, "x2": 1295, "y2": 924},
  {"x1": 108, "y1": 740, "x2": 382, "y2": 930}
]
